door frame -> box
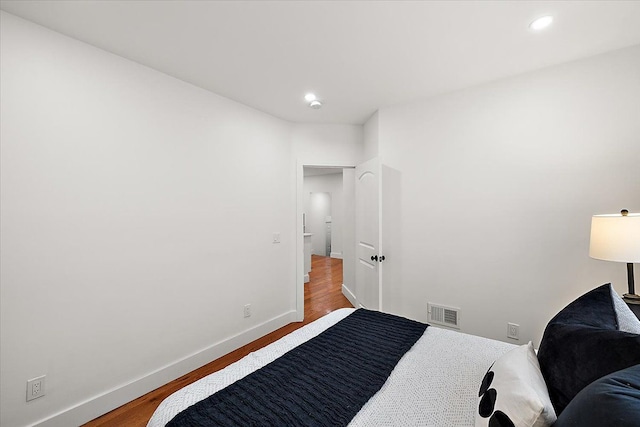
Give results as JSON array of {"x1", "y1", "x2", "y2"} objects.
[{"x1": 295, "y1": 161, "x2": 355, "y2": 321}]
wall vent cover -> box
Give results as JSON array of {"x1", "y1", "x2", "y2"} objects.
[{"x1": 427, "y1": 303, "x2": 460, "y2": 329}]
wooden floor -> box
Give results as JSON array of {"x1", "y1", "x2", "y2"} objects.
[{"x1": 83, "y1": 255, "x2": 352, "y2": 427}]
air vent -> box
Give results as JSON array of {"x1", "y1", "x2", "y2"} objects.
[{"x1": 428, "y1": 303, "x2": 460, "y2": 329}]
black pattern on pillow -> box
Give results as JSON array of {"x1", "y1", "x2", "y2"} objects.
[
  {"x1": 478, "y1": 377, "x2": 497, "y2": 418},
  {"x1": 475, "y1": 342, "x2": 556, "y2": 427},
  {"x1": 489, "y1": 411, "x2": 515, "y2": 427},
  {"x1": 478, "y1": 369, "x2": 513, "y2": 425}
]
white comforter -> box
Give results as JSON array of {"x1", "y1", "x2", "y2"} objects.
[{"x1": 148, "y1": 308, "x2": 515, "y2": 427}]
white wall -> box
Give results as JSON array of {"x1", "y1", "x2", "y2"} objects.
[
  {"x1": 363, "y1": 110, "x2": 379, "y2": 161},
  {"x1": 303, "y1": 173, "x2": 344, "y2": 257},
  {"x1": 292, "y1": 124, "x2": 364, "y2": 166},
  {"x1": 0, "y1": 12, "x2": 297, "y2": 427},
  {"x1": 307, "y1": 191, "x2": 332, "y2": 255},
  {"x1": 0, "y1": 14, "x2": 365, "y2": 425},
  {"x1": 378, "y1": 44, "x2": 640, "y2": 346}
]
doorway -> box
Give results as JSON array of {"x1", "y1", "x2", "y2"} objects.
[{"x1": 296, "y1": 164, "x2": 356, "y2": 321}]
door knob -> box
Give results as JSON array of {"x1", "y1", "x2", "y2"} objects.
[
  {"x1": 371, "y1": 255, "x2": 378, "y2": 262},
  {"x1": 379, "y1": 255, "x2": 385, "y2": 262}
]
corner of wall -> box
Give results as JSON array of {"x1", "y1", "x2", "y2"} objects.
[{"x1": 363, "y1": 110, "x2": 380, "y2": 162}]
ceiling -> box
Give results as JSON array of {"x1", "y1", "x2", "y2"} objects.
[{"x1": 2, "y1": 1, "x2": 640, "y2": 125}]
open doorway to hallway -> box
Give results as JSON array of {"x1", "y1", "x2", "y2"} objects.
[
  {"x1": 301, "y1": 165, "x2": 356, "y2": 319},
  {"x1": 303, "y1": 168, "x2": 344, "y2": 259}
]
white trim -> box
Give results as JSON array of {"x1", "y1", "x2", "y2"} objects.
[
  {"x1": 296, "y1": 160, "x2": 305, "y2": 321},
  {"x1": 342, "y1": 283, "x2": 357, "y2": 307},
  {"x1": 32, "y1": 310, "x2": 297, "y2": 427},
  {"x1": 330, "y1": 251, "x2": 343, "y2": 259}
]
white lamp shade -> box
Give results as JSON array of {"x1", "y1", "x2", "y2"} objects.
[{"x1": 590, "y1": 213, "x2": 640, "y2": 263}]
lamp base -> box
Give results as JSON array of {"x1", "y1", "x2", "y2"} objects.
[{"x1": 623, "y1": 293, "x2": 640, "y2": 305}]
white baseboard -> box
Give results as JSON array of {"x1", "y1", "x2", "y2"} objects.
[
  {"x1": 342, "y1": 283, "x2": 357, "y2": 307},
  {"x1": 304, "y1": 273, "x2": 310, "y2": 283},
  {"x1": 330, "y1": 252, "x2": 343, "y2": 259},
  {"x1": 34, "y1": 310, "x2": 298, "y2": 427}
]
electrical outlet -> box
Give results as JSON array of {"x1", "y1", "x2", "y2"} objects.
[
  {"x1": 507, "y1": 322, "x2": 520, "y2": 340},
  {"x1": 244, "y1": 304, "x2": 251, "y2": 318},
  {"x1": 27, "y1": 375, "x2": 45, "y2": 401}
]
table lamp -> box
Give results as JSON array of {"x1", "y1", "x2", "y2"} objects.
[{"x1": 590, "y1": 209, "x2": 640, "y2": 304}]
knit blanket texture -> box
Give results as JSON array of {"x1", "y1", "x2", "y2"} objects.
[{"x1": 167, "y1": 309, "x2": 428, "y2": 426}]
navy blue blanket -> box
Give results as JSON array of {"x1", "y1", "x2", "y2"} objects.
[{"x1": 167, "y1": 309, "x2": 428, "y2": 426}]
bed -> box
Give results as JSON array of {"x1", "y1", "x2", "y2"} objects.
[{"x1": 148, "y1": 283, "x2": 640, "y2": 427}]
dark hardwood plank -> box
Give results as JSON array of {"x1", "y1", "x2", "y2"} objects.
[{"x1": 83, "y1": 255, "x2": 351, "y2": 427}]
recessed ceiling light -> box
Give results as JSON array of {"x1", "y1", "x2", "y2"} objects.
[
  {"x1": 309, "y1": 100, "x2": 322, "y2": 109},
  {"x1": 304, "y1": 93, "x2": 317, "y2": 102},
  {"x1": 529, "y1": 15, "x2": 553, "y2": 31}
]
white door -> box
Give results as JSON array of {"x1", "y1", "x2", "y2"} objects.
[{"x1": 355, "y1": 158, "x2": 380, "y2": 310}]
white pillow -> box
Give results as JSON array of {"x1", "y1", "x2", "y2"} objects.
[
  {"x1": 476, "y1": 342, "x2": 556, "y2": 427},
  {"x1": 610, "y1": 284, "x2": 640, "y2": 334}
]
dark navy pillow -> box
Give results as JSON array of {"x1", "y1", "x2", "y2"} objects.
[
  {"x1": 554, "y1": 364, "x2": 640, "y2": 427},
  {"x1": 537, "y1": 284, "x2": 640, "y2": 415}
]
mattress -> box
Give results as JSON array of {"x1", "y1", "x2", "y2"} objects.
[{"x1": 148, "y1": 308, "x2": 516, "y2": 427}]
